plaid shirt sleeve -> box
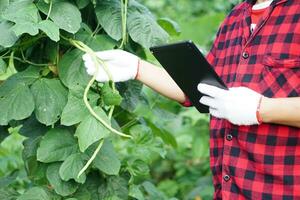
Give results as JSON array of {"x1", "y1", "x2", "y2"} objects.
[{"x1": 198, "y1": 0, "x2": 300, "y2": 199}]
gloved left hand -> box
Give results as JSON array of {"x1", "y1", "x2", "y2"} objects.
[{"x1": 197, "y1": 83, "x2": 263, "y2": 126}]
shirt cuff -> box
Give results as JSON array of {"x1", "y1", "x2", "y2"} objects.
[{"x1": 181, "y1": 94, "x2": 193, "y2": 107}]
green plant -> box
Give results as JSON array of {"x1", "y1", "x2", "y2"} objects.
[{"x1": 0, "y1": 0, "x2": 181, "y2": 199}]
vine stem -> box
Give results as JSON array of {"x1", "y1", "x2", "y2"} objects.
[
  {"x1": 77, "y1": 139, "x2": 104, "y2": 178},
  {"x1": 119, "y1": 0, "x2": 128, "y2": 49},
  {"x1": 46, "y1": 0, "x2": 53, "y2": 20}
]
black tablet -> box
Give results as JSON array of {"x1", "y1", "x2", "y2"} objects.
[{"x1": 150, "y1": 40, "x2": 228, "y2": 113}]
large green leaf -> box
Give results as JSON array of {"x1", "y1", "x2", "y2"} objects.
[
  {"x1": 16, "y1": 187, "x2": 56, "y2": 200},
  {"x1": 75, "y1": 0, "x2": 90, "y2": 9},
  {"x1": 37, "y1": 128, "x2": 78, "y2": 163},
  {"x1": 46, "y1": 163, "x2": 79, "y2": 197},
  {"x1": 157, "y1": 18, "x2": 181, "y2": 36},
  {"x1": 61, "y1": 86, "x2": 98, "y2": 126},
  {"x1": 75, "y1": 107, "x2": 110, "y2": 152},
  {"x1": 58, "y1": 50, "x2": 90, "y2": 89},
  {"x1": 0, "y1": 79, "x2": 34, "y2": 125},
  {"x1": 59, "y1": 153, "x2": 88, "y2": 184},
  {"x1": 19, "y1": 115, "x2": 49, "y2": 138},
  {"x1": 87, "y1": 140, "x2": 121, "y2": 175},
  {"x1": 127, "y1": 0, "x2": 169, "y2": 48},
  {"x1": 95, "y1": 0, "x2": 122, "y2": 41},
  {"x1": 38, "y1": 20, "x2": 60, "y2": 42},
  {"x1": 0, "y1": 21, "x2": 18, "y2": 48},
  {"x1": 2, "y1": 0, "x2": 39, "y2": 23},
  {"x1": 37, "y1": 1, "x2": 81, "y2": 34},
  {"x1": 31, "y1": 78, "x2": 68, "y2": 126}
]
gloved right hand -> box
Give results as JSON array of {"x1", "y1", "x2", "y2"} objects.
[{"x1": 82, "y1": 50, "x2": 140, "y2": 82}]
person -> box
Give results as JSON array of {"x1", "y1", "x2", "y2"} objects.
[{"x1": 82, "y1": 0, "x2": 300, "y2": 199}]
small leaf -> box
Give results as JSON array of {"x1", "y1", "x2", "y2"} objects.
[
  {"x1": 37, "y1": 128, "x2": 78, "y2": 163},
  {"x1": 37, "y1": 1, "x2": 82, "y2": 34},
  {"x1": 75, "y1": 0, "x2": 90, "y2": 9},
  {"x1": 157, "y1": 18, "x2": 181, "y2": 36},
  {"x1": 31, "y1": 78, "x2": 68, "y2": 126},
  {"x1": 61, "y1": 86, "x2": 98, "y2": 126},
  {"x1": 75, "y1": 107, "x2": 110, "y2": 152},
  {"x1": 59, "y1": 153, "x2": 88, "y2": 184},
  {"x1": 58, "y1": 49, "x2": 90, "y2": 89},
  {"x1": 38, "y1": 20, "x2": 60, "y2": 42},
  {"x1": 102, "y1": 83, "x2": 123, "y2": 106},
  {"x1": 0, "y1": 21, "x2": 18, "y2": 48},
  {"x1": 11, "y1": 22, "x2": 39, "y2": 36},
  {"x1": 46, "y1": 163, "x2": 79, "y2": 197}
]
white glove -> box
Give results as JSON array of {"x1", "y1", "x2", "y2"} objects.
[
  {"x1": 197, "y1": 83, "x2": 263, "y2": 126},
  {"x1": 82, "y1": 50, "x2": 139, "y2": 82}
]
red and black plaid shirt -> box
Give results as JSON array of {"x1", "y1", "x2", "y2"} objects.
[{"x1": 187, "y1": 0, "x2": 300, "y2": 199}]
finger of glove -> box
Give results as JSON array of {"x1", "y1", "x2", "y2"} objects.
[
  {"x1": 209, "y1": 108, "x2": 223, "y2": 119},
  {"x1": 95, "y1": 50, "x2": 123, "y2": 61},
  {"x1": 197, "y1": 83, "x2": 226, "y2": 98},
  {"x1": 199, "y1": 96, "x2": 218, "y2": 109}
]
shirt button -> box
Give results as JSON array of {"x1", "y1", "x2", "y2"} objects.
[
  {"x1": 242, "y1": 51, "x2": 249, "y2": 59},
  {"x1": 223, "y1": 175, "x2": 231, "y2": 182},
  {"x1": 226, "y1": 134, "x2": 233, "y2": 141}
]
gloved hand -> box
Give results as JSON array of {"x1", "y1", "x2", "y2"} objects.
[
  {"x1": 197, "y1": 83, "x2": 263, "y2": 126},
  {"x1": 82, "y1": 50, "x2": 140, "y2": 82}
]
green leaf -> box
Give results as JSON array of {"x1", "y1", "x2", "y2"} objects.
[
  {"x1": 157, "y1": 18, "x2": 181, "y2": 36},
  {"x1": 0, "y1": 58, "x2": 7, "y2": 74},
  {"x1": 75, "y1": 0, "x2": 90, "y2": 9},
  {"x1": 31, "y1": 78, "x2": 68, "y2": 126},
  {"x1": 61, "y1": 86, "x2": 98, "y2": 126},
  {"x1": 142, "y1": 181, "x2": 167, "y2": 200},
  {"x1": 16, "y1": 187, "x2": 55, "y2": 200},
  {"x1": 11, "y1": 22, "x2": 39, "y2": 36},
  {"x1": 0, "y1": 51, "x2": 17, "y2": 81},
  {"x1": 37, "y1": 128, "x2": 78, "y2": 163},
  {"x1": 129, "y1": 185, "x2": 145, "y2": 200},
  {"x1": 102, "y1": 83, "x2": 123, "y2": 106},
  {"x1": 37, "y1": 1, "x2": 82, "y2": 34},
  {"x1": 95, "y1": 0, "x2": 122, "y2": 40},
  {"x1": 75, "y1": 30, "x2": 117, "y2": 51},
  {"x1": 72, "y1": 188, "x2": 91, "y2": 200},
  {"x1": 0, "y1": 187, "x2": 19, "y2": 200},
  {"x1": 19, "y1": 115, "x2": 49, "y2": 138},
  {"x1": 127, "y1": 0, "x2": 169, "y2": 48},
  {"x1": 75, "y1": 107, "x2": 110, "y2": 152},
  {"x1": 87, "y1": 140, "x2": 121, "y2": 175},
  {"x1": 0, "y1": 80, "x2": 34, "y2": 126},
  {"x1": 46, "y1": 163, "x2": 79, "y2": 197},
  {"x1": 0, "y1": 21, "x2": 18, "y2": 48},
  {"x1": 98, "y1": 176, "x2": 129, "y2": 199},
  {"x1": 38, "y1": 20, "x2": 60, "y2": 42},
  {"x1": 0, "y1": 0, "x2": 9, "y2": 21},
  {"x1": 58, "y1": 49, "x2": 90, "y2": 89},
  {"x1": 22, "y1": 137, "x2": 47, "y2": 183},
  {"x1": 127, "y1": 159, "x2": 150, "y2": 177},
  {"x1": 117, "y1": 81, "x2": 143, "y2": 112},
  {"x1": 59, "y1": 153, "x2": 88, "y2": 184},
  {"x1": 2, "y1": 0, "x2": 39, "y2": 23}
]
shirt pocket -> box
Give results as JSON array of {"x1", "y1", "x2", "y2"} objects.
[{"x1": 259, "y1": 55, "x2": 300, "y2": 98}]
